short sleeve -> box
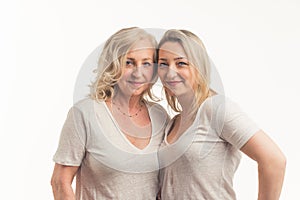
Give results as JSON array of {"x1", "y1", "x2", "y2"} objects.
[
  {"x1": 53, "y1": 106, "x2": 87, "y2": 166},
  {"x1": 218, "y1": 98, "x2": 260, "y2": 149}
]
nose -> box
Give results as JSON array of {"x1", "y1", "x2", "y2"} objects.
[
  {"x1": 166, "y1": 64, "x2": 178, "y2": 79},
  {"x1": 131, "y1": 65, "x2": 143, "y2": 77}
]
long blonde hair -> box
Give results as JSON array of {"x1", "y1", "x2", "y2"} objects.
[
  {"x1": 90, "y1": 27, "x2": 158, "y2": 102},
  {"x1": 158, "y1": 29, "x2": 211, "y2": 112}
]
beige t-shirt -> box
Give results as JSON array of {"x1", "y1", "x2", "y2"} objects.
[
  {"x1": 159, "y1": 95, "x2": 260, "y2": 200},
  {"x1": 53, "y1": 98, "x2": 169, "y2": 200}
]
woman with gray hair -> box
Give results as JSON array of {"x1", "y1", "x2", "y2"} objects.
[
  {"x1": 51, "y1": 27, "x2": 169, "y2": 200},
  {"x1": 157, "y1": 29, "x2": 286, "y2": 200}
]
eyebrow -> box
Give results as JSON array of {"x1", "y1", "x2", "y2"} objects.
[
  {"x1": 174, "y1": 57, "x2": 187, "y2": 60},
  {"x1": 158, "y1": 57, "x2": 187, "y2": 61},
  {"x1": 126, "y1": 57, "x2": 153, "y2": 61},
  {"x1": 158, "y1": 58, "x2": 167, "y2": 61}
]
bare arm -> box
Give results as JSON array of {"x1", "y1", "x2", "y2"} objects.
[
  {"x1": 240, "y1": 130, "x2": 286, "y2": 200},
  {"x1": 51, "y1": 163, "x2": 79, "y2": 200}
]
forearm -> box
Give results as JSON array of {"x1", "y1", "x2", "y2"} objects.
[
  {"x1": 240, "y1": 131, "x2": 286, "y2": 200},
  {"x1": 52, "y1": 182, "x2": 75, "y2": 200},
  {"x1": 51, "y1": 164, "x2": 79, "y2": 200},
  {"x1": 257, "y1": 156, "x2": 286, "y2": 200}
]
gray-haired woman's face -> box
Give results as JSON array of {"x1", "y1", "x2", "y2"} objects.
[{"x1": 116, "y1": 39, "x2": 155, "y2": 98}]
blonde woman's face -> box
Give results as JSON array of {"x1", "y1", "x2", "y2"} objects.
[
  {"x1": 158, "y1": 41, "x2": 196, "y2": 97},
  {"x1": 116, "y1": 39, "x2": 155, "y2": 97}
]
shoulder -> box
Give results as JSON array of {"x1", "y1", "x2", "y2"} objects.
[
  {"x1": 213, "y1": 95, "x2": 244, "y2": 118},
  {"x1": 195, "y1": 95, "x2": 242, "y2": 132},
  {"x1": 73, "y1": 97, "x2": 107, "y2": 112},
  {"x1": 71, "y1": 98, "x2": 104, "y2": 119},
  {"x1": 73, "y1": 98, "x2": 94, "y2": 110},
  {"x1": 200, "y1": 94, "x2": 240, "y2": 115},
  {"x1": 195, "y1": 94, "x2": 227, "y2": 119}
]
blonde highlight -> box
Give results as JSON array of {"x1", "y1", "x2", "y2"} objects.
[{"x1": 90, "y1": 27, "x2": 158, "y2": 102}]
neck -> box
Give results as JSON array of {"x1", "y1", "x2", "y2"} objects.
[{"x1": 112, "y1": 93, "x2": 142, "y2": 110}]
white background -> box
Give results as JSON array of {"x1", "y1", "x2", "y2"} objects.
[{"x1": 1, "y1": 0, "x2": 299, "y2": 199}]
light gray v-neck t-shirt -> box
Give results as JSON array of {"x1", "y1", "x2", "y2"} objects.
[
  {"x1": 53, "y1": 98, "x2": 169, "y2": 200},
  {"x1": 158, "y1": 95, "x2": 260, "y2": 200}
]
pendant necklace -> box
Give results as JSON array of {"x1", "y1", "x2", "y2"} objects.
[{"x1": 112, "y1": 101, "x2": 143, "y2": 118}]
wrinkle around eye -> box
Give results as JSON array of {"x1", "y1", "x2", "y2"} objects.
[
  {"x1": 142, "y1": 62, "x2": 153, "y2": 67},
  {"x1": 126, "y1": 60, "x2": 134, "y2": 66},
  {"x1": 177, "y1": 61, "x2": 188, "y2": 67},
  {"x1": 158, "y1": 63, "x2": 168, "y2": 68}
]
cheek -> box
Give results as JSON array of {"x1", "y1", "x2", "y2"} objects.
[
  {"x1": 157, "y1": 68, "x2": 166, "y2": 80},
  {"x1": 187, "y1": 70, "x2": 198, "y2": 91},
  {"x1": 180, "y1": 69, "x2": 191, "y2": 80},
  {"x1": 121, "y1": 68, "x2": 131, "y2": 78},
  {"x1": 137, "y1": 68, "x2": 154, "y2": 85},
  {"x1": 145, "y1": 68, "x2": 154, "y2": 80},
  {"x1": 181, "y1": 69, "x2": 194, "y2": 84}
]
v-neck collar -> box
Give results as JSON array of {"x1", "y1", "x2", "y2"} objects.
[{"x1": 101, "y1": 101, "x2": 154, "y2": 152}]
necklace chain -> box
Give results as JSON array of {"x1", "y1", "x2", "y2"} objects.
[{"x1": 112, "y1": 101, "x2": 143, "y2": 117}]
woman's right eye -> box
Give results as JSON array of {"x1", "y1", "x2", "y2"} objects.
[
  {"x1": 158, "y1": 63, "x2": 168, "y2": 68},
  {"x1": 126, "y1": 60, "x2": 134, "y2": 67}
]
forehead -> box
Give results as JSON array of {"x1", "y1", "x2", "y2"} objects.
[
  {"x1": 126, "y1": 48, "x2": 154, "y2": 59},
  {"x1": 126, "y1": 39, "x2": 155, "y2": 58},
  {"x1": 159, "y1": 42, "x2": 187, "y2": 58},
  {"x1": 129, "y1": 39, "x2": 154, "y2": 52}
]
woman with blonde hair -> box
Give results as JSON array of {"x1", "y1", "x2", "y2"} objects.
[
  {"x1": 157, "y1": 29, "x2": 286, "y2": 199},
  {"x1": 51, "y1": 27, "x2": 169, "y2": 200}
]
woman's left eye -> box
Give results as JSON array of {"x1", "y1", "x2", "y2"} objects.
[
  {"x1": 142, "y1": 62, "x2": 153, "y2": 67},
  {"x1": 177, "y1": 62, "x2": 188, "y2": 67},
  {"x1": 158, "y1": 62, "x2": 168, "y2": 68}
]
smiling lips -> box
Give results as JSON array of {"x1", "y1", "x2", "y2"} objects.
[
  {"x1": 165, "y1": 80, "x2": 183, "y2": 87},
  {"x1": 128, "y1": 80, "x2": 182, "y2": 88},
  {"x1": 127, "y1": 81, "x2": 145, "y2": 88}
]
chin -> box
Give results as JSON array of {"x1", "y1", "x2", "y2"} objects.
[
  {"x1": 166, "y1": 87, "x2": 187, "y2": 97},
  {"x1": 132, "y1": 88, "x2": 148, "y2": 96}
]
